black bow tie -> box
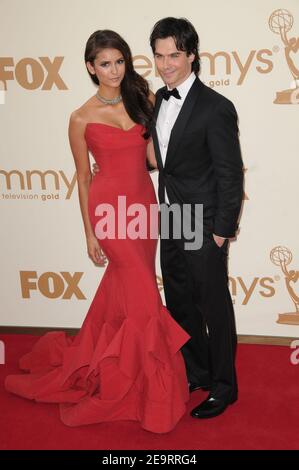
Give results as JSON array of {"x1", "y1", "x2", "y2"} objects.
[{"x1": 161, "y1": 87, "x2": 181, "y2": 101}]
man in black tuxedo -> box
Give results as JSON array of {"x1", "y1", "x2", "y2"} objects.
[{"x1": 150, "y1": 17, "x2": 244, "y2": 419}]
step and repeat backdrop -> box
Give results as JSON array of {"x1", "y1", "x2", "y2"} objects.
[{"x1": 1, "y1": 0, "x2": 298, "y2": 337}]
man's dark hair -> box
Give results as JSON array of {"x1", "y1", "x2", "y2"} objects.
[{"x1": 150, "y1": 17, "x2": 200, "y2": 75}]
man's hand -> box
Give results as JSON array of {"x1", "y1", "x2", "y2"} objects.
[
  {"x1": 213, "y1": 234, "x2": 226, "y2": 248},
  {"x1": 92, "y1": 162, "x2": 100, "y2": 177}
]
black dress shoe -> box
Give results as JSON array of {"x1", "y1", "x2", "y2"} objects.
[
  {"x1": 190, "y1": 395, "x2": 237, "y2": 419},
  {"x1": 188, "y1": 382, "x2": 211, "y2": 393}
]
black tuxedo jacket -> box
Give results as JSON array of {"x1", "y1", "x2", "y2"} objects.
[{"x1": 151, "y1": 77, "x2": 244, "y2": 239}]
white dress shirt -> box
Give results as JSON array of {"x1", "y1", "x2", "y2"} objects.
[{"x1": 156, "y1": 72, "x2": 196, "y2": 204}]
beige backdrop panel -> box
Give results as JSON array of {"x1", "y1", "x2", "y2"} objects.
[{"x1": 1, "y1": 0, "x2": 298, "y2": 337}]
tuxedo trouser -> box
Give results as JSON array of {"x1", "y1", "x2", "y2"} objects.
[{"x1": 160, "y1": 225, "x2": 238, "y2": 402}]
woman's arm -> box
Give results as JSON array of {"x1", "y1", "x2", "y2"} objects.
[
  {"x1": 68, "y1": 112, "x2": 107, "y2": 266},
  {"x1": 146, "y1": 137, "x2": 158, "y2": 170},
  {"x1": 146, "y1": 90, "x2": 158, "y2": 170}
]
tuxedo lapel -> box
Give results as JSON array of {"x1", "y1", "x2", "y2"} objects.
[
  {"x1": 164, "y1": 78, "x2": 203, "y2": 168},
  {"x1": 152, "y1": 88, "x2": 165, "y2": 170},
  {"x1": 154, "y1": 88, "x2": 164, "y2": 121}
]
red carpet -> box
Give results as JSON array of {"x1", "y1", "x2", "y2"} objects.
[{"x1": 0, "y1": 334, "x2": 298, "y2": 450}]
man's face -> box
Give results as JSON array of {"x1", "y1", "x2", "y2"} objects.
[{"x1": 153, "y1": 36, "x2": 195, "y2": 89}]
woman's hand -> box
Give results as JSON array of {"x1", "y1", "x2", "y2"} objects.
[
  {"x1": 86, "y1": 234, "x2": 107, "y2": 267},
  {"x1": 92, "y1": 162, "x2": 100, "y2": 176}
]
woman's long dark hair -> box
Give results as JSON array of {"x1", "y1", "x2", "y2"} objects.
[{"x1": 85, "y1": 30, "x2": 153, "y2": 138}]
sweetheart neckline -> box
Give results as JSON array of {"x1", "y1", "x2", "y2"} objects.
[{"x1": 85, "y1": 122, "x2": 140, "y2": 133}]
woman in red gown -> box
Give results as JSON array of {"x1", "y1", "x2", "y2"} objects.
[{"x1": 5, "y1": 30, "x2": 190, "y2": 433}]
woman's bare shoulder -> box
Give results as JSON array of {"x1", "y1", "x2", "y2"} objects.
[{"x1": 70, "y1": 96, "x2": 99, "y2": 126}]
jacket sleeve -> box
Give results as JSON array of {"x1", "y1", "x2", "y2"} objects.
[{"x1": 207, "y1": 99, "x2": 244, "y2": 238}]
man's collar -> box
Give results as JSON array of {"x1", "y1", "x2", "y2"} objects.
[{"x1": 167, "y1": 72, "x2": 196, "y2": 102}]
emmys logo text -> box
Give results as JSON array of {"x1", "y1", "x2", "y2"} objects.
[
  {"x1": 290, "y1": 340, "x2": 299, "y2": 365},
  {"x1": 0, "y1": 169, "x2": 248, "y2": 203},
  {"x1": 0, "y1": 57, "x2": 67, "y2": 90},
  {"x1": 0, "y1": 341, "x2": 5, "y2": 365},
  {"x1": 0, "y1": 169, "x2": 76, "y2": 201},
  {"x1": 20, "y1": 271, "x2": 86, "y2": 299},
  {"x1": 135, "y1": 50, "x2": 274, "y2": 86},
  {"x1": 229, "y1": 276, "x2": 276, "y2": 305},
  {"x1": 158, "y1": 274, "x2": 276, "y2": 302}
]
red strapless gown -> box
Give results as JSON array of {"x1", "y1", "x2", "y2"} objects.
[{"x1": 5, "y1": 123, "x2": 190, "y2": 433}]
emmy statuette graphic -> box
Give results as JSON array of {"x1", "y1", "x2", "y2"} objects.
[
  {"x1": 269, "y1": 9, "x2": 299, "y2": 104},
  {"x1": 270, "y1": 246, "x2": 299, "y2": 325}
]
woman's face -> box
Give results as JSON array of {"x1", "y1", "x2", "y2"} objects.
[{"x1": 87, "y1": 48, "x2": 126, "y2": 88}]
